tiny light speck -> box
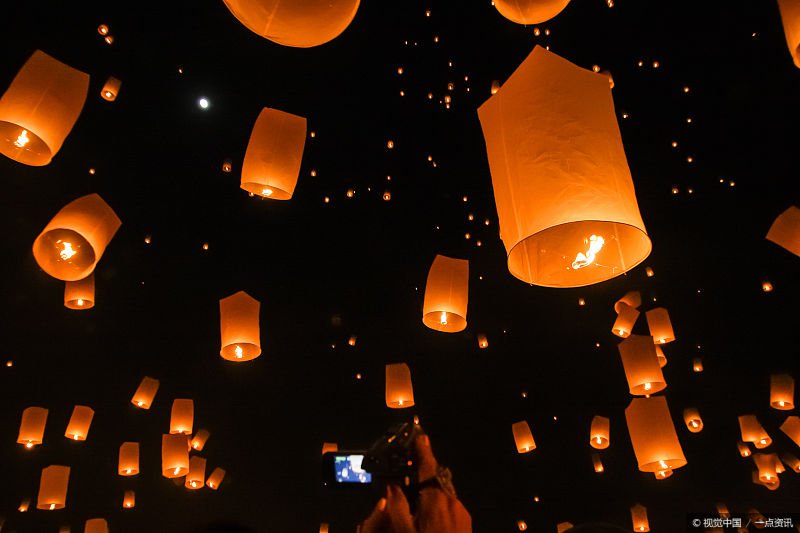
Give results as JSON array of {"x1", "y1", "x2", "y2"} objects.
[{"x1": 198, "y1": 97, "x2": 210, "y2": 109}]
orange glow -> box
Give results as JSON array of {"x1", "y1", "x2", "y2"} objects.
[
  {"x1": 119, "y1": 442, "x2": 140, "y2": 476},
  {"x1": 422, "y1": 255, "x2": 469, "y2": 333},
  {"x1": 625, "y1": 396, "x2": 687, "y2": 472},
  {"x1": 385, "y1": 363, "x2": 414, "y2": 408}
]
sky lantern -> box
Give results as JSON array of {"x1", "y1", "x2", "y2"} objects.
[
  {"x1": 478, "y1": 46, "x2": 651, "y2": 287},
  {"x1": 185, "y1": 456, "x2": 207, "y2": 489},
  {"x1": 18, "y1": 498, "x2": 31, "y2": 512},
  {"x1": 100, "y1": 77, "x2": 121, "y2": 101},
  {"x1": 321, "y1": 442, "x2": 338, "y2": 454},
  {"x1": 64, "y1": 274, "x2": 95, "y2": 310},
  {"x1": 84, "y1": 518, "x2": 109, "y2": 533},
  {"x1": 240, "y1": 107, "x2": 306, "y2": 199},
  {"x1": 777, "y1": 0, "x2": 800, "y2": 67},
  {"x1": 219, "y1": 290, "x2": 262, "y2": 361},
  {"x1": 630, "y1": 503, "x2": 650, "y2": 532},
  {"x1": 766, "y1": 206, "x2": 800, "y2": 256},
  {"x1": 170, "y1": 399, "x2": 194, "y2": 435},
  {"x1": 36, "y1": 465, "x2": 70, "y2": 510},
  {"x1": 18, "y1": 406, "x2": 48, "y2": 448},
  {"x1": 625, "y1": 396, "x2": 687, "y2": 472},
  {"x1": 589, "y1": 415, "x2": 610, "y2": 449},
  {"x1": 613, "y1": 303, "x2": 640, "y2": 338},
  {"x1": 490, "y1": 80, "x2": 500, "y2": 94},
  {"x1": 162, "y1": 434, "x2": 189, "y2": 478},
  {"x1": 655, "y1": 346, "x2": 667, "y2": 368},
  {"x1": 780, "y1": 415, "x2": 800, "y2": 447},
  {"x1": 64, "y1": 405, "x2": 94, "y2": 441},
  {"x1": 119, "y1": 442, "x2": 139, "y2": 475},
  {"x1": 385, "y1": 363, "x2": 415, "y2": 408},
  {"x1": 422, "y1": 254, "x2": 468, "y2": 332},
  {"x1": 618, "y1": 335, "x2": 667, "y2": 396},
  {"x1": 493, "y1": 0, "x2": 570, "y2": 24},
  {"x1": 477, "y1": 333, "x2": 489, "y2": 348},
  {"x1": 738, "y1": 415, "x2": 772, "y2": 448},
  {"x1": 683, "y1": 408, "x2": 703, "y2": 433},
  {"x1": 320, "y1": 524, "x2": 330, "y2": 533},
  {"x1": 206, "y1": 467, "x2": 226, "y2": 490},
  {"x1": 738, "y1": 442, "x2": 752, "y2": 458},
  {"x1": 781, "y1": 453, "x2": 800, "y2": 472},
  {"x1": 123, "y1": 490, "x2": 135, "y2": 509},
  {"x1": 556, "y1": 523, "x2": 574, "y2": 533},
  {"x1": 131, "y1": 376, "x2": 159, "y2": 409},
  {"x1": 592, "y1": 453, "x2": 604, "y2": 473},
  {"x1": 615, "y1": 291, "x2": 642, "y2": 312},
  {"x1": 0, "y1": 50, "x2": 89, "y2": 166},
  {"x1": 645, "y1": 308, "x2": 675, "y2": 344},
  {"x1": 752, "y1": 453, "x2": 779, "y2": 484},
  {"x1": 692, "y1": 358, "x2": 703, "y2": 373},
  {"x1": 512, "y1": 421, "x2": 536, "y2": 453},
  {"x1": 190, "y1": 429, "x2": 210, "y2": 451},
  {"x1": 770, "y1": 373, "x2": 795, "y2": 410},
  {"x1": 222, "y1": 0, "x2": 360, "y2": 48},
  {"x1": 32, "y1": 193, "x2": 122, "y2": 282}
]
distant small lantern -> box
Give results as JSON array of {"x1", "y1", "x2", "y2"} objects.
[
  {"x1": 645, "y1": 308, "x2": 675, "y2": 344},
  {"x1": 777, "y1": 0, "x2": 800, "y2": 67},
  {"x1": 219, "y1": 290, "x2": 262, "y2": 362},
  {"x1": 592, "y1": 453, "x2": 604, "y2": 473},
  {"x1": 190, "y1": 429, "x2": 210, "y2": 451},
  {"x1": 170, "y1": 399, "x2": 194, "y2": 435},
  {"x1": 321, "y1": 442, "x2": 338, "y2": 454},
  {"x1": 781, "y1": 415, "x2": 800, "y2": 447},
  {"x1": 162, "y1": 434, "x2": 189, "y2": 478},
  {"x1": 64, "y1": 405, "x2": 94, "y2": 441},
  {"x1": 0, "y1": 50, "x2": 89, "y2": 166},
  {"x1": 422, "y1": 254, "x2": 469, "y2": 332},
  {"x1": 612, "y1": 302, "x2": 640, "y2": 338},
  {"x1": 98, "y1": 25, "x2": 109, "y2": 35},
  {"x1": 64, "y1": 274, "x2": 95, "y2": 310},
  {"x1": 186, "y1": 456, "x2": 207, "y2": 489},
  {"x1": 18, "y1": 406, "x2": 48, "y2": 448},
  {"x1": 222, "y1": 159, "x2": 232, "y2": 172},
  {"x1": 770, "y1": 373, "x2": 795, "y2": 410},
  {"x1": 493, "y1": 0, "x2": 571, "y2": 24},
  {"x1": 618, "y1": 335, "x2": 667, "y2": 396},
  {"x1": 512, "y1": 420, "x2": 536, "y2": 453},
  {"x1": 240, "y1": 107, "x2": 306, "y2": 200},
  {"x1": 477, "y1": 333, "x2": 489, "y2": 349},
  {"x1": 625, "y1": 395, "x2": 687, "y2": 472},
  {"x1": 206, "y1": 467, "x2": 226, "y2": 489},
  {"x1": 692, "y1": 358, "x2": 703, "y2": 372},
  {"x1": 84, "y1": 518, "x2": 109, "y2": 533},
  {"x1": 59, "y1": 526, "x2": 70, "y2": 533},
  {"x1": 683, "y1": 408, "x2": 703, "y2": 433},
  {"x1": 131, "y1": 376, "x2": 159, "y2": 409},
  {"x1": 517, "y1": 520, "x2": 528, "y2": 531},
  {"x1": 590, "y1": 415, "x2": 610, "y2": 449},
  {"x1": 491, "y1": 80, "x2": 501, "y2": 94},
  {"x1": 739, "y1": 415, "x2": 772, "y2": 448},
  {"x1": 716, "y1": 502, "x2": 731, "y2": 518},
  {"x1": 348, "y1": 335, "x2": 357, "y2": 346},
  {"x1": 738, "y1": 441, "x2": 752, "y2": 458},
  {"x1": 630, "y1": 503, "x2": 650, "y2": 532},
  {"x1": 119, "y1": 442, "x2": 140, "y2": 475},
  {"x1": 645, "y1": 266, "x2": 655, "y2": 277},
  {"x1": 655, "y1": 346, "x2": 667, "y2": 368},
  {"x1": 383, "y1": 191, "x2": 391, "y2": 201},
  {"x1": 385, "y1": 363, "x2": 415, "y2": 408},
  {"x1": 123, "y1": 490, "x2": 135, "y2": 508},
  {"x1": 100, "y1": 77, "x2": 121, "y2": 101},
  {"x1": 37, "y1": 465, "x2": 70, "y2": 510},
  {"x1": 766, "y1": 205, "x2": 800, "y2": 256},
  {"x1": 320, "y1": 524, "x2": 330, "y2": 533},
  {"x1": 18, "y1": 498, "x2": 30, "y2": 512}
]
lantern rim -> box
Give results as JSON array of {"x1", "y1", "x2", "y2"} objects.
[
  {"x1": 770, "y1": 400, "x2": 795, "y2": 410},
  {"x1": 0, "y1": 121, "x2": 52, "y2": 165},
  {"x1": 240, "y1": 181, "x2": 293, "y2": 200},
  {"x1": 65, "y1": 297, "x2": 95, "y2": 310},
  {"x1": 640, "y1": 457, "x2": 687, "y2": 472},
  {"x1": 387, "y1": 398, "x2": 415, "y2": 409},
  {"x1": 422, "y1": 310, "x2": 467, "y2": 332},
  {"x1": 493, "y1": 0, "x2": 571, "y2": 25},
  {"x1": 163, "y1": 467, "x2": 189, "y2": 478},
  {"x1": 33, "y1": 228, "x2": 97, "y2": 281},
  {"x1": 220, "y1": 341, "x2": 262, "y2": 361}
]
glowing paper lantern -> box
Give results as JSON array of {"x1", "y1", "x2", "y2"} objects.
[
  {"x1": 477, "y1": 333, "x2": 489, "y2": 348},
  {"x1": 119, "y1": 442, "x2": 139, "y2": 475},
  {"x1": 64, "y1": 274, "x2": 95, "y2": 310},
  {"x1": 64, "y1": 405, "x2": 94, "y2": 441},
  {"x1": 123, "y1": 490, "x2": 135, "y2": 508},
  {"x1": 512, "y1": 421, "x2": 536, "y2": 453},
  {"x1": 18, "y1": 498, "x2": 30, "y2": 512},
  {"x1": 385, "y1": 363, "x2": 415, "y2": 408},
  {"x1": 219, "y1": 290, "x2": 262, "y2": 361},
  {"x1": 683, "y1": 408, "x2": 703, "y2": 433},
  {"x1": 770, "y1": 373, "x2": 795, "y2": 410},
  {"x1": 185, "y1": 456, "x2": 207, "y2": 489},
  {"x1": 84, "y1": 519, "x2": 109, "y2": 533},
  {"x1": 781, "y1": 452, "x2": 800, "y2": 472},
  {"x1": 60, "y1": 526, "x2": 71, "y2": 533},
  {"x1": 630, "y1": 503, "x2": 650, "y2": 532},
  {"x1": 100, "y1": 77, "x2": 121, "y2": 101},
  {"x1": 614, "y1": 291, "x2": 642, "y2": 312},
  {"x1": 645, "y1": 308, "x2": 675, "y2": 344},
  {"x1": 753, "y1": 453, "x2": 779, "y2": 484},
  {"x1": 32, "y1": 193, "x2": 122, "y2": 281},
  {"x1": 777, "y1": 1, "x2": 800, "y2": 67},
  {"x1": 618, "y1": 335, "x2": 667, "y2": 396},
  {"x1": 0, "y1": 50, "x2": 89, "y2": 165},
  {"x1": 781, "y1": 415, "x2": 800, "y2": 447},
  {"x1": 162, "y1": 434, "x2": 189, "y2": 478},
  {"x1": 592, "y1": 453, "x2": 604, "y2": 473},
  {"x1": 655, "y1": 346, "x2": 667, "y2": 368},
  {"x1": 18, "y1": 406, "x2": 48, "y2": 448},
  {"x1": 493, "y1": 0, "x2": 570, "y2": 24},
  {"x1": 222, "y1": 159, "x2": 232, "y2": 172},
  {"x1": 589, "y1": 415, "x2": 610, "y2": 449},
  {"x1": 766, "y1": 206, "x2": 800, "y2": 256},
  {"x1": 320, "y1": 524, "x2": 330, "y2": 533},
  {"x1": 477, "y1": 46, "x2": 651, "y2": 287},
  {"x1": 37, "y1": 465, "x2": 70, "y2": 510},
  {"x1": 738, "y1": 441, "x2": 752, "y2": 458},
  {"x1": 752, "y1": 469, "x2": 780, "y2": 490},
  {"x1": 625, "y1": 396, "x2": 687, "y2": 472},
  {"x1": 321, "y1": 442, "x2": 338, "y2": 454},
  {"x1": 222, "y1": 0, "x2": 360, "y2": 48},
  {"x1": 692, "y1": 358, "x2": 703, "y2": 372},
  {"x1": 240, "y1": 107, "x2": 306, "y2": 199},
  {"x1": 190, "y1": 429, "x2": 210, "y2": 451},
  {"x1": 739, "y1": 415, "x2": 772, "y2": 448},
  {"x1": 421, "y1": 254, "x2": 469, "y2": 332},
  {"x1": 517, "y1": 520, "x2": 528, "y2": 531},
  {"x1": 556, "y1": 523, "x2": 574, "y2": 533},
  {"x1": 131, "y1": 376, "x2": 159, "y2": 409},
  {"x1": 490, "y1": 80, "x2": 500, "y2": 94},
  {"x1": 170, "y1": 399, "x2": 194, "y2": 435},
  {"x1": 206, "y1": 467, "x2": 226, "y2": 489},
  {"x1": 613, "y1": 303, "x2": 640, "y2": 338}
]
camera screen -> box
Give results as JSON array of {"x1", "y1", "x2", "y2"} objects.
[{"x1": 334, "y1": 454, "x2": 373, "y2": 484}]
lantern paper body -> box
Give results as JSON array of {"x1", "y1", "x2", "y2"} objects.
[
  {"x1": 0, "y1": 50, "x2": 89, "y2": 166},
  {"x1": 170, "y1": 399, "x2": 194, "y2": 435},
  {"x1": 32, "y1": 194, "x2": 122, "y2": 281},
  {"x1": 162, "y1": 434, "x2": 189, "y2": 477},
  {"x1": 655, "y1": 346, "x2": 667, "y2": 368},
  {"x1": 683, "y1": 408, "x2": 703, "y2": 433},
  {"x1": 131, "y1": 376, "x2": 159, "y2": 409},
  {"x1": 219, "y1": 291, "x2": 262, "y2": 361},
  {"x1": 119, "y1": 442, "x2": 140, "y2": 475},
  {"x1": 625, "y1": 396, "x2": 687, "y2": 472},
  {"x1": 18, "y1": 406, "x2": 48, "y2": 447},
  {"x1": 240, "y1": 108, "x2": 306, "y2": 200},
  {"x1": 618, "y1": 335, "x2": 667, "y2": 396},
  {"x1": 739, "y1": 415, "x2": 772, "y2": 448},
  {"x1": 37, "y1": 465, "x2": 70, "y2": 510},
  {"x1": 738, "y1": 441, "x2": 752, "y2": 457},
  {"x1": 385, "y1": 363, "x2": 415, "y2": 408},
  {"x1": 100, "y1": 77, "x2": 121, "y2": 101},
  {"x1": 512, "y1": 421, "x2": 536, "y2": 453},
  {"x1": 782, "y1": 453, "x2": 800, "y2": 472},
  {"x1": 223, "y1": 0, "x2": 360, "y2": 48},
  {"x1": 766, "y1": 206, "x2": 800, "y2": 256},
  {"x1": 493, "y1": 0, "x2": 570, "y2": 24},
  {"x1": 556, "y1": 523, "x2": 574, "y2": 533},
  {"x1": 186, "y1": 456, "x2": 207, "y2": 489},
  {"x1": 771, "y1": 373, "x2": 795, "y2": 410},
  {"x1": 84, "y1": 519, "x2": 109, "y2": 533},
  {"x1": 123, "y1": 490, "x2": 135, "y2": 508},
  {"x1": 614, "y1": 291, "x2": 642, "y2": 313},
  {"x1": 753, "y1": 453, "x2": 779, "y2": 484},
  {"x1": 321, "y1": 442, "x2": 338, "y2": 454},
  {"x1": 206, "y1": 467, "x2": 226, "y2": 490},
  {"x1": 191, "y1": 429, "x2": 210, "y2": 451},
  {"x1": 590, "y1": 415, "x2": 610, "y2": 449},
  {"x1": 320, "y1": 524, "x2": 330, "y2": 533},
  {"x1": 421, "y1": 254, "x2": 469, "y2": 332},
  {"x1": 778, "y1": 0, "x2": 800, "y2": 67},
  {"x1": 753, "y1": 470, "x2": 780, "y2": 491},
  {"x1": 646, "y1": 307, "x2": 675, "y2": 344},
  {"x1": 477, "y1": 46, "x2": 651, "y2": 287},
  {"x1": 612, "y1": 302, "x2": 639, "y2": 338},
  {"x1": 631, "y1": 503, "x2": 650, "y2": 532},
  {"x1": 781, "y1": 415, "x2": 800, "y2": 447},
  {"x1": 64, "y1": 405, "x2": 94, "y2": 441},
  {"x1": 18, "y1": 498, "x2": 30, "y2": 512},
  {"x1": 477, "y1": 333, "x2": 489, "y2": 349},
  {"x1": 592, "y1": 453, "x2": 604, "y2": 473},
  {"x1": 64, "y1": 274, "x2": 95, "y2": 310}
]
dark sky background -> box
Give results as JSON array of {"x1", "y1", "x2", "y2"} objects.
[{"x1": 1, "y1": 0, "x2": 799, "y2": 532}]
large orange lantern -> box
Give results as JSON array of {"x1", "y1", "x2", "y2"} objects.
[
  {"x1": 84, "y1": 519, "x2": 109, "y2": 533},
  {"x1": 493, "y1": 0, "x2": 570, "y2": 24},
  {"x1": 0, "y1": 50, "x2": 89, "y2": 166},
  {"x1": 100, "y1": 77, "x2": 121, "y2": 101},
  {"x1": 190, "y1": 429, "x2": 210, "y2": 451},
  {"x1": 778, "y1": 1, "x2": 800, "y2": 67},
  {"x1": 186, "y1": 456, "x2": 207, "y2": 489},
  {"x1": 477, "y1": 46, "x2": 650, "y2": 287},
  {"x1": 222, "y1": 0, "x2": 360, "y2": 48},
  {"x1": 512, "y1": 421, "x2": 536, "y2": 453},
  {"x1": 612, "y1": 303, "x2": 640, "y2": 338},
  {"x1": 240, "y1": 108, "x2": 306, "y2": 200},
  {"x1": 770, "y1": 373, "x2": 795, "y2": 410},
  {"x1": 123, "y1": 490, "x2": 135, "y2": 509},
  {"x1": 219, "y1": 290, "x2": 262, "y2": 361},
  {"x1": 739, "y1": 415, "x2": 772, "y2": 448},
  {"x1": 682, "y1": 408, "x2": 703, "y2": 433},
  {"x1": 781, "y1": 415, "x2": 800, "y2": 447},
  {"x1": 422, "y1": 254, "x2": 468, "y2": 332},
  {"x1": 119, "y1": 442, "x2": 139, "y2": 475},
  {"x1": 162, "y1": 434, "x2": 189, "y2": 478},
  {"x1": 18, "y1": 406, "x2": 48, "y2": 448},
  {"x1": 131, "y1": 376, "x2": 159, "y2": 409},
  {"x1": 385, "y1": 363, "x2": 414, "y2": 408},
  {"x1": 170, "y1": 399, "x2": 194, "y2": 435},
  {"x1": 618, "y1": 335, "x2": 667, "y2": 396},
  {"x1": 32, "y1": 193, "x2": 122, "y2": 281},
  {"x1": 645, "y1": 307, "x2": 675, "y2": 344},
  {"x1": 589, "y1": 415, "x2": 610, "y2": 449},
  {"x1": 206, "y1": 467, "x2": 226, "y2": 490},
  {"x1": 625, "y1": 396, "x2": 687, "y2": 472},
  {"x1": 64, "y1": 405, "x2": 94, "y2": 441},
  {"x1": 766, "y1": 206, "x2": 800, "y2": 256},
  {"x1": 37, "y1": 465, "x2": 70, "y2": 510},
  {"x1": 64, "y1": 274, "x2": 95, "y2": 310},
  {"x1": 630, "y1": 503, "x2": 650, "y2": 532}
]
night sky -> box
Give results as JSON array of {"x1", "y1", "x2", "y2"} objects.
[{"x1": 1, "y1": 1, "x2": 799, "y2": 532}]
